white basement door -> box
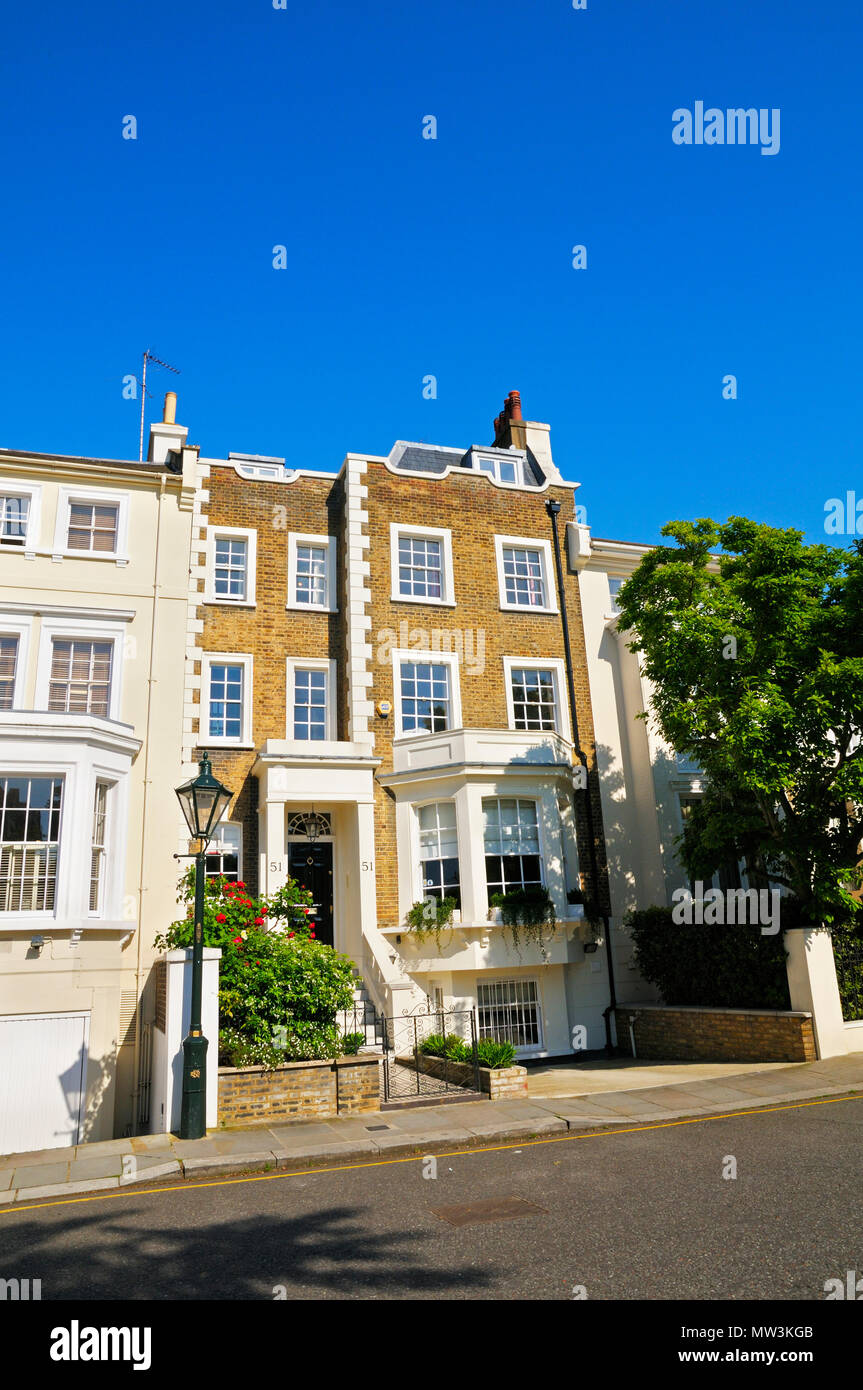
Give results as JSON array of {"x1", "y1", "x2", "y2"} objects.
[{"x1": 0, "y1": 1012, "x2": 89, "y2": 1155}]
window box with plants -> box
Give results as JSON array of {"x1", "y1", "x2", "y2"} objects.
[
  {"x1": 404, "y1": 894, "x2": 459, "y2": 950},
  {"x1": 487, "y1": 885, "x2": 556, "y2": 959}
]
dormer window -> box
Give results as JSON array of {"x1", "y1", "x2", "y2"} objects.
[{"x1": 473, "y1": 452, "x2": 525, "y2": 486}]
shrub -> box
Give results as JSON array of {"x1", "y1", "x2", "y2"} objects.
[
  {"x1": 157, "y1": 869, "x2": 355, "y2": 1062},
  {"x1": 419, "y1": 1034, "x2": 516, "y2": 1068},
  {"x1": 625, "y1": 905, "x2": 789, "y2": 1009},
  {"x1": 419, "y1": 1032, "x2": 471, "y2": 1062},
  {"x1": 219, "y1": 1028, "x2": 287, "y2": 1070},
  {"x1": 475, "y1": 1039, "x2": 516, "y2": 1069},
  {"x1": 830, "y1": 923, "x2": 863, "y2": 1022},
  {"x1": 341, "y1": 1031, "x2": 366, "y2": 1055}
]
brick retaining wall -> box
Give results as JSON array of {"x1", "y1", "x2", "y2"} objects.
[
  {"x1": 218, "y1": 1054, "x2": 380, "y2": 1125},
  {"x1": 614, "y1": 1004, "x2": 816, "y2": 1063}
]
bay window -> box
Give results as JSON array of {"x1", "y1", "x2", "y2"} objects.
[
  {"x1": 483, "y1": 797, "x2": 543, "y2": 895},
  {"x1": 418, "y1": 801, "x2": 460, "y2": 907},
  {"x1": 0, "y1": 776, "x2": 63, "y2": 912}
]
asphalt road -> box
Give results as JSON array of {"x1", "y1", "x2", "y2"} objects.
[{"x1": 2, "y1": 1095, "x2": 862, "y2": 1301}]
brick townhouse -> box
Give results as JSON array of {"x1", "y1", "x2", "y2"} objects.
[{"x1": 174, "y1": 388, "x2": 659, "y2": 1058}]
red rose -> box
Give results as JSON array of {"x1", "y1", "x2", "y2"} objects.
[
  {"x1": 236, "y1": 881, "x2": 246, "y2": 888},
  {"x1": 288, "y1": 932, "x2": 294, "y2": 938},
  {"x1": 216, "y1": 913, "x2": 226, "y2": 923},
  {"x1": 309, "y1": 931, "x2": 316, "y2": 938},
  {"x1": 254, "y1": 917, "x2": 264, "y2": 925},
  {"x1": 232, "y1": 936, "x2": 242, "y2": 944}
]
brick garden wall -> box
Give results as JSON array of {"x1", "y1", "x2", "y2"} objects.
[
  {"x1": 218, "y1": 1053, "x2": 380, "y2": 1125},
  {"x1": 614, "y1": 1004, "x2": 816, "y2": 1063}
]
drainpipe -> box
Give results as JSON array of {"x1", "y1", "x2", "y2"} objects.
[
  {"x1": 546, "y1": 498, "x2": 617, "y2": 1055},
  {"x1": 131, "y1": 473, "x2": 166, "y2": 1133}
]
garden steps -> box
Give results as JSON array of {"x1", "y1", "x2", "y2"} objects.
[{"x1": 338, "y1": 973, "x2": 385, "y2": 1053}]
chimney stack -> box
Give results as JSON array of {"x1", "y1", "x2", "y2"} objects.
[
  {"x1": 488, "y1": 388, "x2": 564, "y2": 483},
  {"x1": 492, "y1": 390, "x2": 524, "y2": 445},
  {"x1": 148, "y1": 390, "x2": 188, "y2": 464}
]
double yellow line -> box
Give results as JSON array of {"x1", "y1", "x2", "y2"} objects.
[{"x1": 4, "y1": 1091, "x2": 860, "y2": 1216}]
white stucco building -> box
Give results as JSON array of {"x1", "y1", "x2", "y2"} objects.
[{"x1": 0, "y1": 425, "x2": 197, "y2": 1152}]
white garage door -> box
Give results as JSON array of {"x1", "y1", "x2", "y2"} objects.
[{"x1": 0, "y1": 1012, "x2": 89, "y2": 1155}]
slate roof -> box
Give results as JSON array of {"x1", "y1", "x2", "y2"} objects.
[{"x1": 389, "y1": 441, "x2": 544, "y2": 487}]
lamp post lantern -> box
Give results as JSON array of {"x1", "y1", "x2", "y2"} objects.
[{"x1": 174, "y1": 751, "x2": 233, "y2": 1140}]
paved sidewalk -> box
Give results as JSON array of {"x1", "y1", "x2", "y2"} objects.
[{"x1": 2, "y1": 1051, "x2": 861, "y2": 1206}]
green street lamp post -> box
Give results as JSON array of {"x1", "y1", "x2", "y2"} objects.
[{"x1": 174, "y1": 752, "x2": 233, "y2": 1140}]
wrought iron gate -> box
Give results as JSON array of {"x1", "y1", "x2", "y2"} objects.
[{"x1": 381, "y1": 1009, "x2": 481, "y2": 1104}]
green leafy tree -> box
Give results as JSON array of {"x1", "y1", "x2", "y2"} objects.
[{"x1": 615, "y1": 518, "x2": 863, "y2": 926}]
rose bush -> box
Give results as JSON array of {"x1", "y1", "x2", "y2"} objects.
[{"x1": 155, "y1": 870, "x2": 355, "y2": 1065}]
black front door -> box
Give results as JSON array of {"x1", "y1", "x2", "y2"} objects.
[{"x1": 288, "y1": 841, "x2": 334, "y2": 947}]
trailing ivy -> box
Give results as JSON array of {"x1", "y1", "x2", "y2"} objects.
[
  {"x1": 405, "y1": 895, "x2": 457, "y2": 950},
  {"x1": 490, "y1": 886, "x2": 556, "y2": 960}
]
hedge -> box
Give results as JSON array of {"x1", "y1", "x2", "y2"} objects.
[{"x1": 625, "y1": 905, "x2": 790, "y2": 1010}]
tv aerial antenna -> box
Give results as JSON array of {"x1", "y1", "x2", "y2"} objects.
[{"x1": 138, "y1": 350, "x2": 181, "y2": 461}]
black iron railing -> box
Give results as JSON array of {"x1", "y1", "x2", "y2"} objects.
[
  {"x1": 833, "y1": 931, "x2": 863, "y2": 1022},
  {"x1": 381, "y1": 1009, "x2": 480, "y2": 1104}
]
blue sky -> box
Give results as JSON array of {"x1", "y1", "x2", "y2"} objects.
[{"x1": 0, "y1": 0, "x2": 859, "y2": 546}]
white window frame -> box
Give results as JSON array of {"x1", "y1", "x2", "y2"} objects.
[
  {"x1": 287, "y1": 533, "x2": 337, "y2": 612},
  {"x1": 88, "y1": 778, "x2": 113, "y2": 917},
  {"x1": 389, "y1": 523, "x2": 455, "y2": 607},
  {"x1": 502, "y1": 657, "x2": 571, "y2": 741},
  {"x1": 52, "y1": 486, "x2": 130, "y2": 565},
  {"x1": 494, "y1": 535, "x2": 557, "y2": 614},
  {"x1": 0, "y1": 616, "x2": 33, "y2": 710},
  {"x1": 482, "y1": 795, "x2": 546, "y2": 897},
  {"x1": 205, "y1": 526, "x2": 257, "y2": 606},
  {"x1": 0, "y1": 482, "x2": 42, "y2": 557},
  {"x1": 0, "y1": 773, "x2": 65, "y2": 916},
  {"x1": 34, "y1": 617, "x2": 126, "y2": 722},
  {"x1": 205, "y1": 821, "x2": 243, "y2": 881},
  {"x1": 471, "y1": 452, "x2": 527, "y2": 488},
  {"x1": 200, "y1": 652, "x2": 254, "y2": 748},
  {"x1": 412, "y1": 797, "x2": 461, "y2": 905},
  {"x1": 476, "y1": 976, "x2": 545, "y2": 1053},
  {"x1": 392, "y1": 648, "x2": 462, "y2": 739},
  {"x1": 285, "y1": 657, "x2": 337, "y2": 742},
  {"x1": 607, "y1": 574, "x2": 626, "y2": 616}
]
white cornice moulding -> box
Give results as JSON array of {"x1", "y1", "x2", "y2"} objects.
[
  {"x1": 0, "y1": 711, "x2": 141, "y2": 756},
  {"x1": 0, "y1": 602, "x2": 135, "y2": 622}
]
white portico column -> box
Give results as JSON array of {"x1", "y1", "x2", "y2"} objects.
[
  {"x1": 354, "y1": 799, "x2": 377, "y2": 963},
  {"x1": 262, "y1": 792, "x2": 288, "y2": 896}
]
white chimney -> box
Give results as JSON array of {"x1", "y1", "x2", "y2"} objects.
[{"x1": 148, "y1": 392, "x2": 188, "y2": 464}]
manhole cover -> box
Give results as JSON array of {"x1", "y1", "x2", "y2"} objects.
[
  {"x1": 365, "y1": 1124, "x2": 391, "y2": 1131},
  {"x1": 430, "y1": 1195, "x2": 547, "y2": 1227}
]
